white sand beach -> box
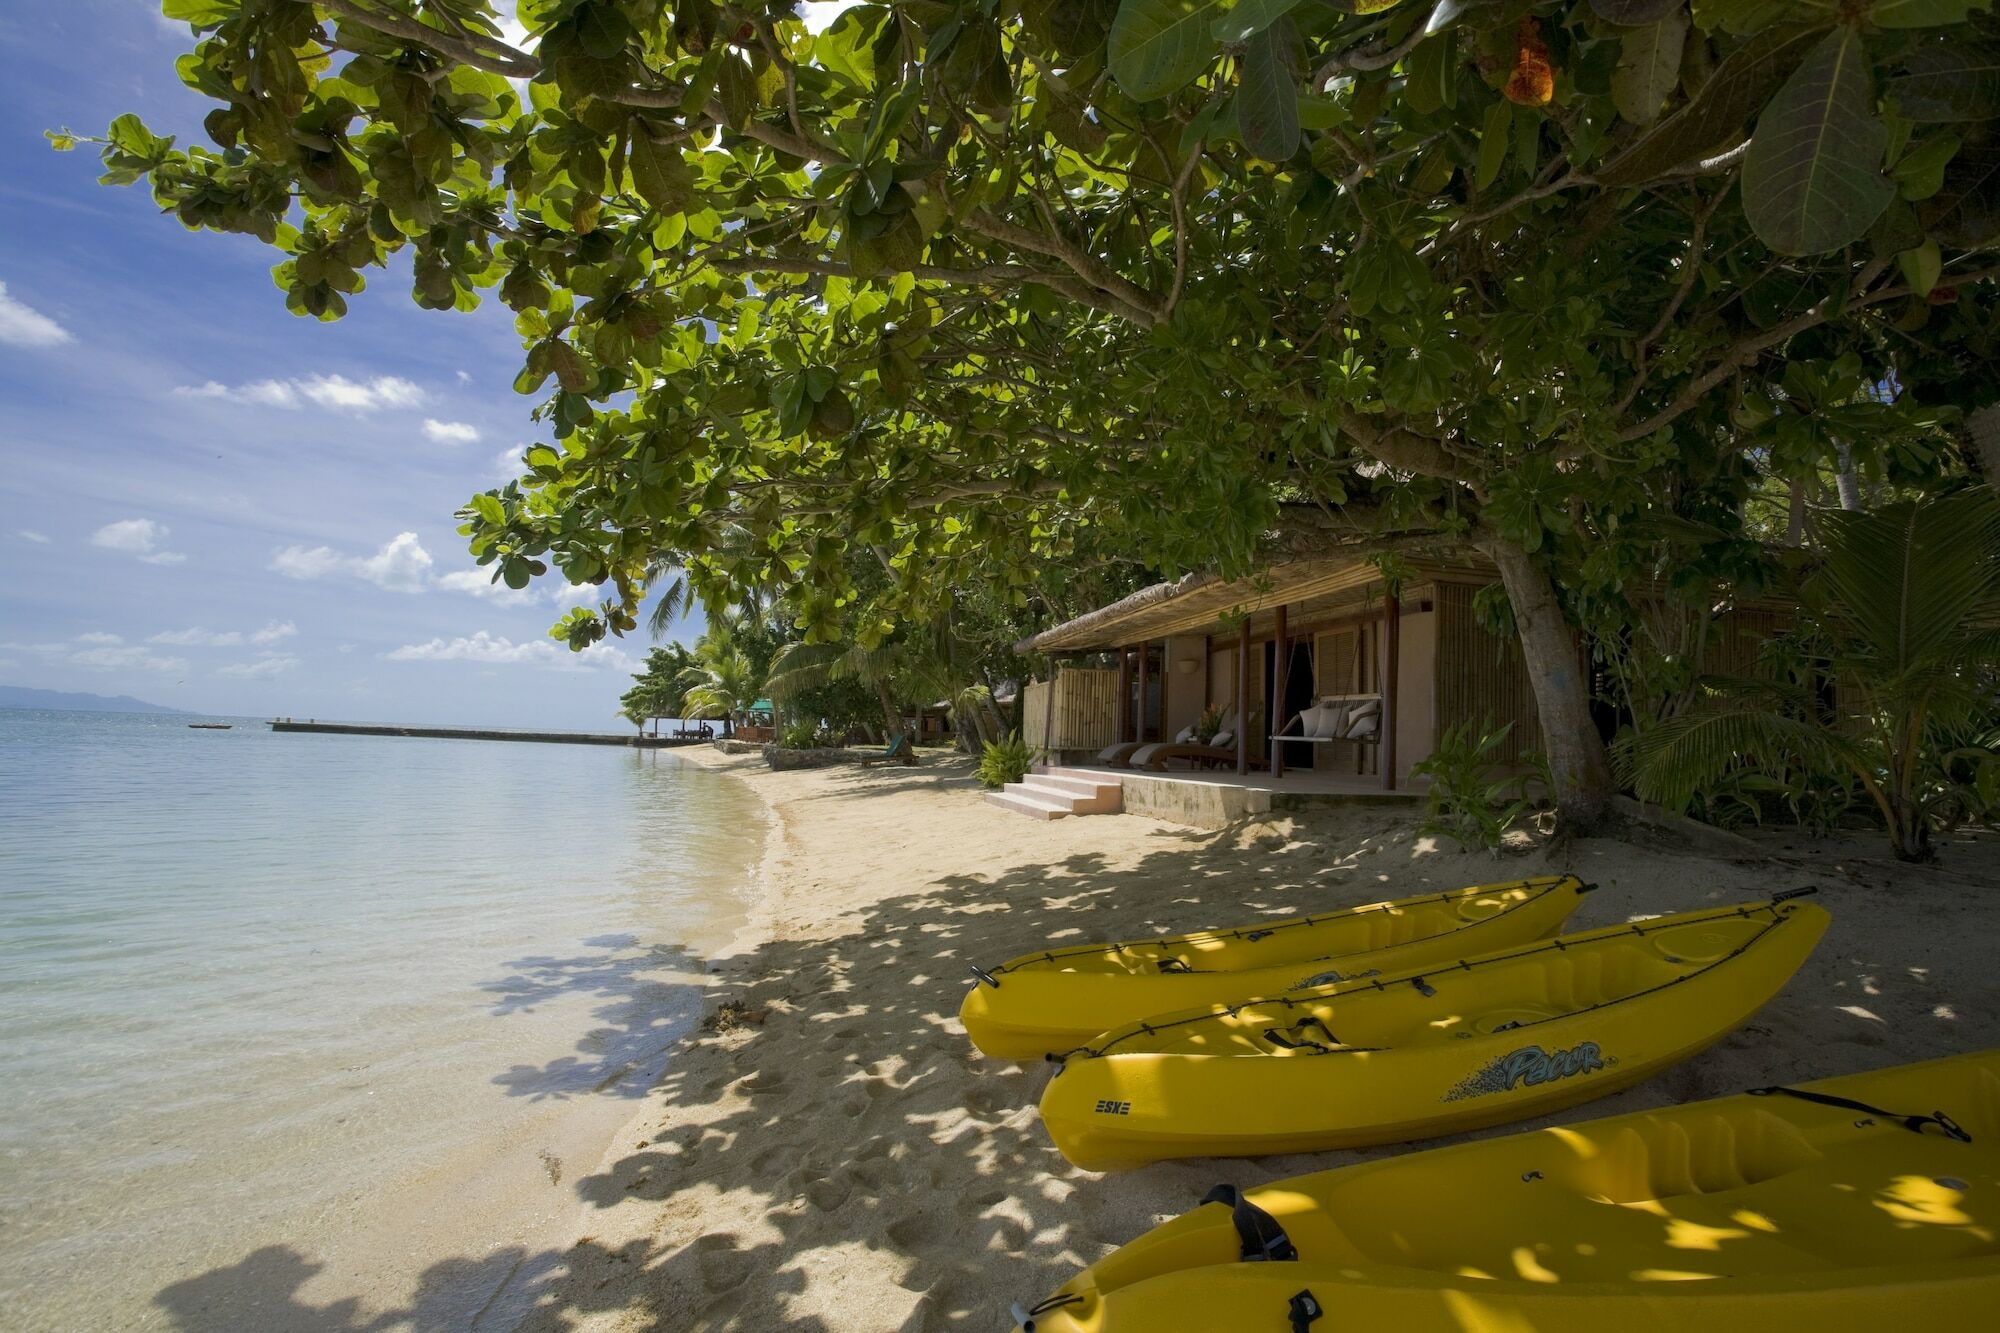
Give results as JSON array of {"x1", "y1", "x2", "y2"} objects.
[{"x1": 482, "y1": 748, "x2": 2000, "y2": 1332}]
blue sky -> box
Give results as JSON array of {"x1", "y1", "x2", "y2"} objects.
[{"x1": 0, "y1": 2, "x2": 722, "y2": 728}]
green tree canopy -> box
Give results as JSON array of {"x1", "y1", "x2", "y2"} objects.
[{"x1": 97, "y1": 0, "x2": 2000, "y2": 826}]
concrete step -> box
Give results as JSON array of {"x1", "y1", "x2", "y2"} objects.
[
  {"x1": 1024, "y1": 771, "x2": 1124, "y2": 801},
  {"x1": 1016, "y1": 775, "x2": 1122, "y2": 814},
  {"x1": 984, "y1": 789, "x2": 1072, "y2": 820},
  {"x1": 1035, "y1": 764, "x2": 1129, "y2": 784}
]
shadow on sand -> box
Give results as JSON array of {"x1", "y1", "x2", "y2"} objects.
[{"x1": 153, "y1": 771, "x2": 1982, "y2": 1331}]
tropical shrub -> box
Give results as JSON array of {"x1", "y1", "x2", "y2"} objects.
[
  {"x1": 777, "y1": 720, "x2": 820, "y2": 750},
  {"x1": 977, "y1": 732, "x2": 1036, "y2": 791},
  {"x1": 1413, "y1": 721, "x2": 1549, "y2": 851},
  {"x1": 1627, "y1": 492, "x2": 2000, "y2": 862}
]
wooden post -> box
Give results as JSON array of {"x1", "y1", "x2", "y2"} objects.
[
  {"x1": 1236, "y1": 623, "x2": 1250, "y2": 776},
  {"x1": 1043, "y1": 653, "x2": 1056, "y2": 760},
  {"x1": 1115, "y1": 647, "x2": 1131, "y2": 743},
  {"x1": 1270, "y1": 604, "x2": 1289, "y2": 779},
  {"x1": 1136, "y1": 640, "x2": 1150, "y2": 744},
  {"x1": 1382, "y1": 592, "x2": 1400, "y2": 791}
]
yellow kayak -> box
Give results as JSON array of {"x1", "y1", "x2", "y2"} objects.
[
  {"x1": 1040, "y1": 893, "x2": 1829, "y2": 1169},
  {"x1": 961, "y1": 877, "x2": 1591, "y2": 1061},
  {"x1": 1015, "y1": 1048, "x2": 2000, "y2": 1331}
]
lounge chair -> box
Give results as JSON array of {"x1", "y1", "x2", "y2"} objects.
[
  {"x1": 1130, "y1": 708, "x2": 1240, "y2": 771},
  {"x1": 861, "y1": 732, "x2": 918, "y2": 766},
  {"x1": 1095, "y1": 741, "x2": 1148, "y2": 768}
]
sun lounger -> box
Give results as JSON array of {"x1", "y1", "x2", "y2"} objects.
[
  {"x1": 1095, "y1": 741, "x2": 1148, "y2": 768},
  {"x1": 861, "y1": 733, "x2": 917, "y2": 766},
  {"x1": 1131, "y1": 734, "x2": 1238, "y2": 771}
]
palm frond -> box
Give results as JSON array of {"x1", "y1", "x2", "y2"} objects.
[
  {"x1": 1624, "y1": 705, "x2": 1868, "y2": 812},
  {"x1": 1810, "y1": 492, "x2": 2000, "y2": 678}
]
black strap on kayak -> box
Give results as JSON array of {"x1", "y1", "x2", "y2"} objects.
[
  {"x1": 1012, "y1": 1292, "x2": 1084, "y2": 1330},
  {"x1": 1748, "y1": 1085, "x2": 1972, "y2": 1143},
  {"x1": 1264, "y1": 1016, "x2": 1341, "y2": 1053},
  {"x1": 1288, "y1": 1289, "x2": 1324, "y2": 1332},
  {"x1": 1200, "y1": 1184, "x2": 1298, "y2": 1262},
  {"x1": 1157, "y1": 957, "x2": 1193, "y2": 974}
]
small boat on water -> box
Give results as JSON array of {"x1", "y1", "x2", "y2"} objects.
[{"x1": 187, "y1": 723, "x2": 233, "y2": 730}]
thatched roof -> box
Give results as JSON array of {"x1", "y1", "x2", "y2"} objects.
[{"x1": 1015, "y1": 553, "x2": 1490, "y2": 653}]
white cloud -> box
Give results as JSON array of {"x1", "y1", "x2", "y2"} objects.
[
  {"x1": 423, "y1": 418, "x2": 482, "y2": 444},
  {"x1": 456, "y1": 369, "x2": 473, "y2": 385},
  {"x1": 72, "y1": 644, "x2": 189, "y2": 673},
  {"x1": 354, "y1": 532, "x2": 434, "y2": 590},
  {"x1": 302, "y1": 374, "x2": 423, "y2": 412},
  {"x1": 216, "y1": 654, "x2": 299, "y2": 679},
  {"x1": 435, "y1": 567, "x2": 536, "y2": 605},
  {"x1": 270, "y1": 544, "x2": 346, "y2": 580},
  {"x1": 151, "y1": 618, "x2": 297, "y2": 648},
  {"x1": 17, "y1": 530, "x2": 50, "y2": 544},
  {"x1": 76, "y1": 632, "x2": 124, "y2": 645},
  {"x1": 273, "y1": 532, "x2": 432, "y2": 591},
  {"x1": 387, "y1": 631, "x2": 632, "y2": 672},
  {"x1": 173, "y1": 374, "x2": 424, "y2": 414},
  {"x1": 92, "y1": 518, "x2": 188, "y2": 565},
  {"x1": 437, "y1": 567, "x2": 601, "y2": 607},
  {"x1": 152, "y1": 627, "x2": 240, "y2": 646},
  {"x1": 492, "y1": 446, "x2": 528, "y2": 482},
  {"x1": 0, "y1": 281, "x2": 73, "y2": 348}
]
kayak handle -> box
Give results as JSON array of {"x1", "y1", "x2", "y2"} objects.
[
  {"x1": 1771, "y1": 885, "x2": 1819, "y2": 902},
  {"x1": 969, "y1": 964, "x2": 1001, "y2": 989}
]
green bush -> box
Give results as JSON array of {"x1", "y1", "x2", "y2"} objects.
[
  {"x1": 777, "y1": 720, "x2": 820, "y2": 750},
  {"x1": 1412, "y1": 721, "x2": 1548, "y2": 851},
  {"x1": 977, "y1": 731, "x2": 1035, "y2": 790}
]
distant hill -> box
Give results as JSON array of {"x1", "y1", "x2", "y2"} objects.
[{"x1": 0, "y1": 685, "x2": 187, "y2": 714}]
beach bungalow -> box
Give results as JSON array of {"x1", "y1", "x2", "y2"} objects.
[{"x1": 1010, "y1": 551, "x2": 1784, "y2": 823}]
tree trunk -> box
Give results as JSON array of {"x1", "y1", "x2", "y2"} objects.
[
  {"x1": 1477, "y1": 530, "x2": 1615, "y2": 833},
  {"x1": 1834, "y1": 444, "x2": 1862, "y2": 511},
  {"x1": 874, "y1": 679, "x2": 908, "y2": 749},
  {"x1": 1785, "y1": 479, "x2": 1807, "y2": 544},
  {"x1": 1968, "y1": 402, "x2": 2000, "y2": 485}
]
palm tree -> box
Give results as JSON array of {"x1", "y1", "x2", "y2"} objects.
[
  {"x1": 1626, "y1": 490, "x2": 2000, "y2": 861},
  {"x1": 765, "y1": 639, "x2": 948, "y2": 752},
  {"x1": 676, "y1": 636, "x2": 762, "y2": 738}
]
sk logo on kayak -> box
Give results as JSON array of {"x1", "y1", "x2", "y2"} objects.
[{"x1": 1442, "y1": 1042, "x2": 1607, "y2": 1102}]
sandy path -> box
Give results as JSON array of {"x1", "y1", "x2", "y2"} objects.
[{"x1": 494, "y1": 749, "x2": 2000, "y2": 1331}]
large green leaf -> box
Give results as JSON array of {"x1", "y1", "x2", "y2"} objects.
[
  {"x1": 1108, "y1": 0, "x2": 1226, "y2": 100},
  {"x1": 1591, "y1": 0, "x2": 1684, "y2": 21},
  {"x1": 1919, "y1": 133, "x2": 2000, "y2": 244},
  {"x1": 1889, "y1": 43, "x2": 2000, "y2": 121},
  {"x1": 1613, "y1": 11, "x2": 1690, "y2": 124},
  {"x1": 627, "y1": 132, "x2": 692, "y2": 215},
  {"x1": 1742, "y1": 27, "x2": 1896, "y2": 255},
  {"x1": 1212, "y1": 0, "x2": 1303, "y2": 42},
  {"x1": 1595, "y1": 22, "x2": 1823, "y2": 186},
  {"x1": 1237, "y1": 19, "x2": 1302, "y2": 161},
  {"x1": 1870, "y1": 0, "x2": 1994, "y2": 29}
]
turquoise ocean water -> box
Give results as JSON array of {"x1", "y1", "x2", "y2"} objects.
[{"x1": 0, "y1": 708, "x2": 764, "y2": 1330}]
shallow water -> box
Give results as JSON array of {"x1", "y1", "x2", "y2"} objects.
[{"x1": 0, "y1": 709, "x2": 763, "y2": 1330}]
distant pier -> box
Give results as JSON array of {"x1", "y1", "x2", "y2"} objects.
[{"x1": 269, "y1": 720, "x2": 711, "y2": 748}]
